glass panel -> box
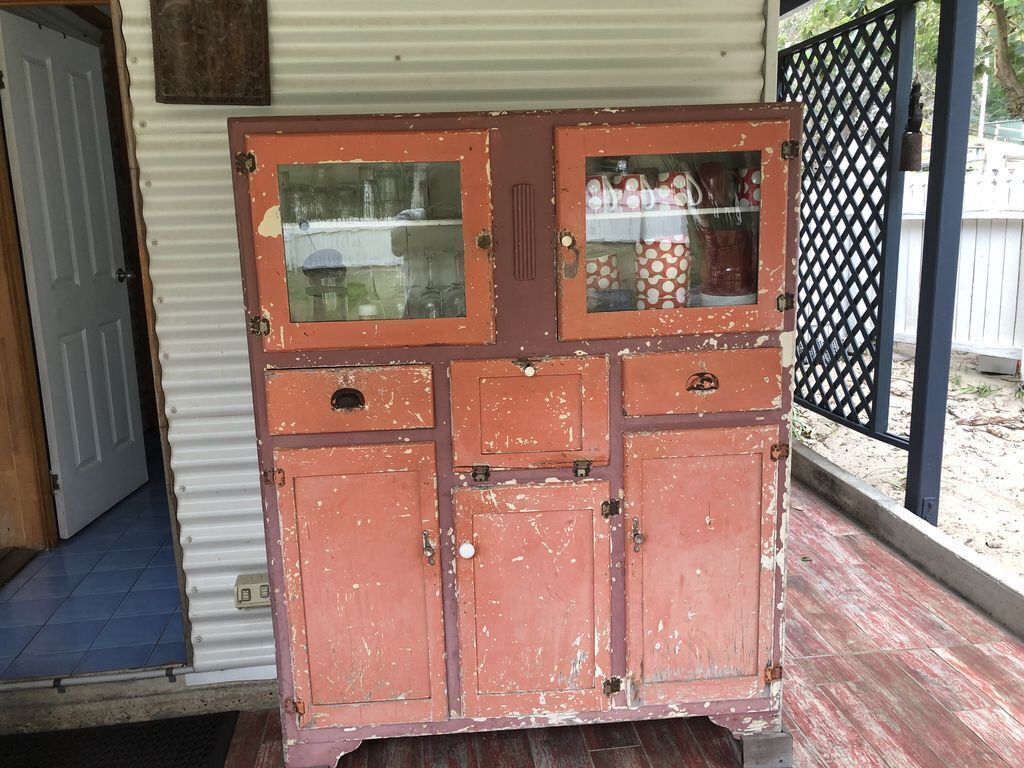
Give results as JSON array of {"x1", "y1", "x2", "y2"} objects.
[
  {"x1": 583, "y1": 151, "x2": 761, "y2": 313},
  {"x1": 278, "y1": 161, "x2": 465, "y2": 323}
]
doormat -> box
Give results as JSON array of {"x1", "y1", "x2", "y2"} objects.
[{"x1": 0, "y1": 711, "x2": 239, "y2": 768}]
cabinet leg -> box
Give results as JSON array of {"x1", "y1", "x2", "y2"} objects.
[
  {"x1": 284, "y1": 739, "x2": 363, "y2": 768},
  {"x1": 707, "y1": 713, "x2": 792, "y2": 768}
]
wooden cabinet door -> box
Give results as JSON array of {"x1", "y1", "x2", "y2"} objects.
[
  {"x1": 554, "y1": 120, "x2": 792, "y2": 340},
  {"x1": 275, "y1": 443, "x2": 446, "y2": 728},
  {"x1": 243, "y1": 129, "x2": 494, "y2": 351},
  {"x1": 453, "y1": 482, "x2": 612, "y2": 717},
  {"x1": 624, "y1": 427, "x2": 779, "y2": 705}
]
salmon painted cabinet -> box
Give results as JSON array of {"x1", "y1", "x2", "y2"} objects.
[{"x1": 228, "y1": 104, "x2": 800, "y2": 768}]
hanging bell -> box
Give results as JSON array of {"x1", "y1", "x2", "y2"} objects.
[{"x1": 900, "y1": 80, "x2": 924, "y2": 172}]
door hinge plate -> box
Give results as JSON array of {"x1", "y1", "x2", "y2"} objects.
[
  {"x1": 601, "y1": 498, "x2": 621, "y2": 519},
  {"x1": 262, "y1": 468, "x2": 285, "y2": 487},
  {"x1": 781, "y1": 139, "x2": 801, "y2": 160},
  {"x1": 572, "y1": 459, "x2": 592, "y2": 478},
  {"x1": 235, "y1": 150, "x2": 257, "y2": 175},
  {"x1": 770, "y1": 443, "x2": 790, "y2": 462},
  {"x1": 284, "y1": 697, "x2": 306, "y2": 716},
  {"x1": 249, "y1": 315, "x2": 270, "y2": 336},
  {"x1": 602, "y1": 677, "x2": 623, "y2": 696},
  {"x1": 764, "y1": 663, "x2": 783, "y2": 685},
  {"x1": 471, "y1": 465, "x2": 490, "y2": 482},
  {"x1": 50, "y1": 472, "x2": 60, "y2": 492},
  {"x1": 776, "y1": 293, "x2": 795, "y2": 312}
]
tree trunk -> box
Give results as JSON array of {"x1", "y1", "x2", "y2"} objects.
[{"x1": 988, "y1": 0, "x2": 1024, "y2": 119}]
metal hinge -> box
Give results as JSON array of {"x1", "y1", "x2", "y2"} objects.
[
  {"x1": 764, "y1": 663, "x2": 783, "y2": 685},
  {"x1": 770, "y1": 444, "x2": 790, "y2": 462},
  {"x1": 781, "y1": 139, "x2": 801, "y2": 160},
  {"x1": 234, "y1": 150, "x2": 257, "y2": 175},
  {"x1": 50, "y1": 472, "x2": 60, "y2": 492},
  {"x1": 284, "y1": 697, "x2": 306, "y2": 717},
  {"x1": 248, "y1": 315, "x2": 270, "y2": 336},
  {"x1": 471, "y1": 464, "x2": 490, "y2": 482},
  {"x1": 262, "y1": 468, "x2": 285, "y2": 487},
  {"x1": 601, "y1": 498, "x2": 621, "y2": 519},
  {"x1": 0, "y1": 70, "x2": 5, "y2": 90},
  {"x1": 602, "y1": 677, "x2": 623, "y2": 696},
  {"x1": 572, "y1": 459, "x2": 592, "y2": 478},
  {"x1": 776, "y1": 293, "x2": 795, "y2": 312}
]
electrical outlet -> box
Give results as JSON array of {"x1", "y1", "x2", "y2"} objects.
[{"x1": 234, "y1": 572, "x2": 271, "y2": 609}]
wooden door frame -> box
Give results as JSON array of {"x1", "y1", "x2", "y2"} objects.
[{"x1": 0, "y1": 2, "x2": 179, "y2": 576}]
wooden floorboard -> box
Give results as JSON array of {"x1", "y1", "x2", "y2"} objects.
[{"x1": 223, "y1": 483, "x2": 1024, "y2": 767}]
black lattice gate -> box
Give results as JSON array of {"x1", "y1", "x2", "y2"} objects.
[{"x1": 778, "y1": 1, "x2": 916, "y2": 444}]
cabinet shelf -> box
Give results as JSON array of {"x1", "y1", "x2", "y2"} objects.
[
  {"x1": 587, "y1": 206, "x2": 759, "y2": 221},
  {"x1": 284, "y1": 218, "x2": 462, "y2": 234}
]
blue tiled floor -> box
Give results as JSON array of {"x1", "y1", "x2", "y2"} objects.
[{"x1": 0, "y1": 479, "x2": 186, "y2": 680}]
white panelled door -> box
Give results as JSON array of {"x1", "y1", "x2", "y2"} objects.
[{"x1": 0, "y1": 13, "x2": 147, "y2": 538}]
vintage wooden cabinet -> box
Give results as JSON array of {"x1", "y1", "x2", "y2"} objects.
[{"x1": 229, "y1": 104, "x2": 800, "y2": 768}]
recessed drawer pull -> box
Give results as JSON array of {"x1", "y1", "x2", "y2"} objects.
[
  {"x1": 330, "y1": 387, "x2": 366, "y2": 411},
  {"x1": 685, "y1": 372, "x2": 720, "y2": 394}
]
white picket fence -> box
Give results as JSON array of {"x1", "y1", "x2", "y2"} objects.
[{"x1": 895, "y1": 168, "x2": 1024, "y2": 359}]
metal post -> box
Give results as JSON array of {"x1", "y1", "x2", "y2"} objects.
[{"x1": 904, "y1": 0, "x2": 978, "y2": 524}]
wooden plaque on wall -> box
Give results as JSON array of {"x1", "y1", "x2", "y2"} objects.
[{"x1": 150, "y1": 0, "x2": 270, "y2": 105}]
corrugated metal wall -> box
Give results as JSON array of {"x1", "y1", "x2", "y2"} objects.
[{"x1": 119, "y1": 0, "x2": 775, "y2": 674}]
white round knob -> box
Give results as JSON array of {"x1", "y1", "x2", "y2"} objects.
[
  {"x1": 523, "y1": 365, "x2": 536, "y2": 377},
  {"x1": 458, "y1": 542, "x2": 476, "y2": 559}
]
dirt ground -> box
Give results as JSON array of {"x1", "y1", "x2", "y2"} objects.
[{"x1": 794, "y1": 350, "x2": 1024, "y2": 581}]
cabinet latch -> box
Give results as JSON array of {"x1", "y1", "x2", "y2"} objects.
[
  {"x1": 780, "y1": 139, "x2": 801, "y2": 160},
  {"x1": 235, "y1": 150, "x2": 257, "y2": 175},
  {"x1": 249, "y1": 315, "x2": 271, "y2": 336},
  {"x1": 284, "y1": 697, "x2": 306, "y2": 717},
  {"x1": 776, "y1": 293, "x2": 795, "y2": 312},
  {"x1": 763, "y1": 663, "x2": 783, "y2": 685},
  {"x1": 602, "y1": 677, "x2": 623, "y2": 696},
  {"x1": 572, "y1": 459, "x2": 592, "y2": 478},
  {"x1": 601, "y1": 498, "x2": 621, "y2": 519},
  {"x1": 262, "y1": 468, "x2": 285, "y2": 487},
  {"x1": 471, "y1": 465, "x2": 490, "y2": 482},
  {"x1": 770, "y1": 444, "x2": 790, "y2": 462}
]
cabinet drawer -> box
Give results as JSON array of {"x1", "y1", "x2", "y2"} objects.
[
  {"x1": 450, "y1": 356, "x2": 609, "y2": 470},
  {"x1": 265, "y1": 365, "x2": 434, "y2": 435},
  {"x1": 622, "y1": 348, "x2": 782, "y2": 416}
]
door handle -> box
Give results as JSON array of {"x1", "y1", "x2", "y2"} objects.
[
  {"x1": 421, "y1": 531, "x2": 436, "y2": 566},
  {"x1": 631, "y1": 517, "x2": 645, "y2": 552},
  {"x1": 116, "y1": 267, "x2": 136, "y2": 283}
]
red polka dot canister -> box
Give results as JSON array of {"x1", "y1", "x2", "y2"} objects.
[
  {"x1": 585, "y1": 253, "x2": 622, "y2": 291},
  {"x1": 634, "y1": 235, "x2": 691, "y2": 310},
  {"x1": 735, "y1": 167, "x2": 762, "y2": 207}
]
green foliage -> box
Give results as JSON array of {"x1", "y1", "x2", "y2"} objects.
[{"x1": 779, "y1": 0, "x2": 1024, "y2": 124}]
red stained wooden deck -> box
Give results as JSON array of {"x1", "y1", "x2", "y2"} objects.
[{"x1": 226, "y1": 484, "x2": 1024, "y2": 768}]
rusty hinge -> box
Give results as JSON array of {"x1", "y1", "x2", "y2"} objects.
[
  {"x1": 776, "y1": 293, "x2": 795, "y2": 312},
  {"x1": 262, "y1": 468, "x2": 285, "y2": 487},
  {"x1": 284, "y1": 697, "x2": 306, "y2": 717},
  {"x1": 248, "y1": 315, "x2": 270, "y2": 336},
  {"x1": 471, "y1": 464, "x2": 490, "y2": 482},
  {"x1": 764, "y1": 663, "x2": 783, "y2": 685},
  {"x1": 50, "y1": 472, "x2": 60, "y2": 492},
  {"x1": 770, "y1": 443, "x2": 790, "y2": 462},
  {"x1": 572, "y1": 459, "x2": 592, "y2": 478},
  {"x1": 601, "y1": 498, "x2": 621, "y2": 519},
  {"x1": 781, "y1": 139, "x2": 801, "y2": 160},
  {"x1": 235, "y1": 150, "x2": 257, "y2": 175},
  {"x1": 602, "y1": 677, "x2": 623, "y2": 696}
]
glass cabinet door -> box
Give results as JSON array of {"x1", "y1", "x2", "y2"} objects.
[
  {"x1": 554, "y1": 121, "x2": 792, "y2": 340},
  {"x1": 244, "y1": 130, "x2": 494, "y2": 351}
]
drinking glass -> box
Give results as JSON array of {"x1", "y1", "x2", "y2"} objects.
[
  {"x1": 441, "y1": 252, "x2": 466, "y2": 317},
  {"x1": 414, "y1": 254, "x2": 443, "y2": 319}
]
